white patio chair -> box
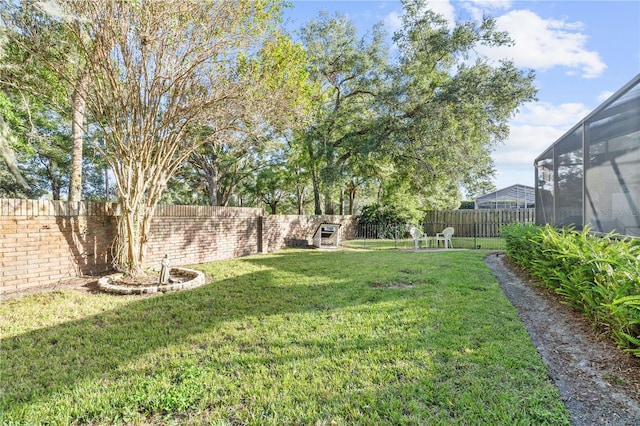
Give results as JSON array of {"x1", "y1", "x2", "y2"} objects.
[
  {"x1": 409, "y1": 226, "x2": 429, "y2": 249},
  {"x1": 435, "y1": 227, "x2": 454, "y2": 249}
]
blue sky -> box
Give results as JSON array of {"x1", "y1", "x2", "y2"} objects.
[{"x1": 283, "y1": 0, "x2": 640, "y2": 192}]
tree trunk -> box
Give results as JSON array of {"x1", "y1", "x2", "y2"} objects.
[
  {"x1": 324, "y1": 193, "x2": 334, "y2": 215},
  {"x1": 311, "y1": 169, "x2": 322, "y2": 215},
  {"x1": 51, "y1": 179, "x2": 61, "y2": 200},
  {"x1": 114, "y1": 194, "x2": 155, "y2": 277},
  {"x1": 69, "y1": 68, "x2": 90, "y2": 202},
  {"x1": 349, "y1": 187, "x2": 356, "y2": 215},
  {"x1": 199, "y1": 155, "x2": 219, "y2": 206},
  {"x1": 296, "y1": 185, "x2": 304, "y2": 214},
  {"x1": 220, "y1": 180, "x2": 238, "y2": 207},
  {"x1": 0, "y1": 117, "x2": 29, "y2": 190},
  {"x1": 206, "y1": 172, "x2": 218, "y2": 206}
]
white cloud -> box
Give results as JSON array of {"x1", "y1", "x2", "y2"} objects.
[
  {"x1": 384, "y1": 1, "x2": 456, "y2": 37},
  {"x1": 462, "y1": 0, "x2": 512, "y2": 21},
  {"x1": 384, "y1": 11, "x2": 403, "y2": 33},
  {"x1": 478, "y1": 9, "x2": 606, "y2": 78},
  {"x1": 426, "y1": 0, "x2": 456, "y2": 25},
  {"x1": 597, "y1": 90, "x2": 615, "y2": 103},
  {"x1": 491, "y1": 124, "x2": 559, "y2": 188},
  {"x1": 389, "y1": 4, "x2": 607, "y2": 78},
  {"x1": 494, "y1": 124, "x2": 563, "y2": 163},
  {"x1": 492, "y1": 100, "x2": 591, "y2": 188},
  {"x1": 512, "y1": 101, "x2": 591, "y2": 127}
]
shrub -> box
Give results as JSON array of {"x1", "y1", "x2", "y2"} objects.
[
  {"x1": 504, "y1": 224, "x2": 640, "y2": 357},
  {"x1": 358, "y1": 202, "x2": 420, "y2": 226},
  {"x1": 501, "y1": 223, "x2": 543, "y2": 268},
  {"x1": 459, "y1": 200, "x2": 475, "y2": 209}
]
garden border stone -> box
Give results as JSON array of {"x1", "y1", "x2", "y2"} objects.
[{"x1": 97, "y1": 267, "x2": 205, "y2": 295}]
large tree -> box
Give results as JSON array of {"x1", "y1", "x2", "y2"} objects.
[
  {"x1": 192, "y1": 33, "x2": 314, "y2": 207},
  {"x1": 0, "y1": 115, "x2": 30, "y2": 195},
  {"x1": 246, "y1": 166, "x2": 288, "y2": 214},
  {"x1": 386, "y1": 0, "x2": 537, "y2": 208},
  {"x1": 188, "y1": 132, "x2": 274, "y2": 207},
  {"x1": 0, "y1": 4, "x2": 82, "y2": 199},
  {"x1": 51, "y1": 0, "x2": 305, "y2": 276},
  {"x1": 297, "y1": 11, "x2": 390, "y2": 214},
  {"x1": 1, "y1": 0, "x2": 93, "y2": 201}
]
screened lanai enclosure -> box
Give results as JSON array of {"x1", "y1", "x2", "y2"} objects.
[
  {"x1": 535, "y1": 73, "x2": 640, "y2": 237},
  {"x1": 475, "y1": 184, "x2": 535, "y2": 209}
]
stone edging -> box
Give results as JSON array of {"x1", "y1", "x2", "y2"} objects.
[{"x1": 97, "y1": 268, "x2": 206, "y2": 295}]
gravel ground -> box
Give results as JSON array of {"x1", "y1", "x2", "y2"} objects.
[{"x1": 485, "y1": 253, "x2": 640, "y2": 426}]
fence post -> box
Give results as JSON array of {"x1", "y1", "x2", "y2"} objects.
[{"x1": 474, "y1": 222, "x2": 477, "y2": 249}]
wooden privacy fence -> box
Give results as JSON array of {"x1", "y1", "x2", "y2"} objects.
[{"x1": 424, "y1": 208, "x2": 535, "y2": 237}]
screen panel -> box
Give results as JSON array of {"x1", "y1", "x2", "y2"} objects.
[
  {"x1": 585, "y1": 80, "x2": 640, "y2": 236},
  {"x1": 555, "y1": 127, "x2": 583, "y2": 228},
  {"x1": 535, "y1": 149, "x2": 554, "y2": 226}
]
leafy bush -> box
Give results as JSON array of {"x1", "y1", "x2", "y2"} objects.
[
  {"x1": 358, "y1": 202, "x2": 420, "y2": 226},
  {"x1": 501, "y1": 223, "x2": 543, "y2": 267},
  {"x1": 503, "y1": 224, "x2": 640, "y2": 357}
]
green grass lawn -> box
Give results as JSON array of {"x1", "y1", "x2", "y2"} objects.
[
  {"x1": 342, "y1": 237, "x2": 506, "y2": 250},
  {"x1": 0, "y1": 249, "x2": 570, "y2": 425}
]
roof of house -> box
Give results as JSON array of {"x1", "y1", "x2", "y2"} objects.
[{"x1": 475, "y1": 184, "x2": 535, "y2": 204}]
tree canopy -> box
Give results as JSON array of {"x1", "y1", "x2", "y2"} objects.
[
  {"x1": 1, "y1": 0, "x2": 537, "y2": 274},
  {"x1": 385, "y1": 0, "x2": 536, "y2": 208}
]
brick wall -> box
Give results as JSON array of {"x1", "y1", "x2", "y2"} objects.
[
  {"x1": 264, "y1": 215, "x2": 357, "y2": 251},
  {"x1": 146, "y1": 205, "x2": 265, "y2": 268},
  {"x1": 0, "y1": 199, "x2": 358, "y2": 296},
  {"x1": 0, "y1": 200, "x2": 116, "y2": 295}
]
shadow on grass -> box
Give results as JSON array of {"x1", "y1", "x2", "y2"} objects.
[
  {"x1": 1, "y1": 249, "x2": 572, "y2": 424},
  {"x1": 1, "y1": 250, "x2": 425, "y2": 414},
  {"x1": 242, "y1": 247, "x2": 452, "y2": 275}
]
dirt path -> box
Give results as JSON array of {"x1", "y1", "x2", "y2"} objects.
[{"x1": 485, "y1": 254, "x2": 640, "y2": 425}]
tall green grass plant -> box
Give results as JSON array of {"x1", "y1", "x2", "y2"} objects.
[{"x1": 503, "y1": 224, "x2": 640, "y2": 357}]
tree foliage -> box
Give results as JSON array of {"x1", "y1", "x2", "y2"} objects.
[
  {"x1": 358, "y1": 201, "x2": 421, "y2": 226},
  {"x1": 31, "y1": 0, "x2": 300, "y2": 276},
  {"x1": 295, "y1": 11, "x2": 390, "y2": 214},
  {"x1": 0, "y1": 0, "x2": 93, "y2": 200},
  {"x1": 386, "y1": 0, "x2": 536, "y2": 208},
  {"x1": 0, "y1": 0, "x2": 539, "y2": 271},
  {"x1": 286, "y1": 2, "x2": 536, "y2": 216}
]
